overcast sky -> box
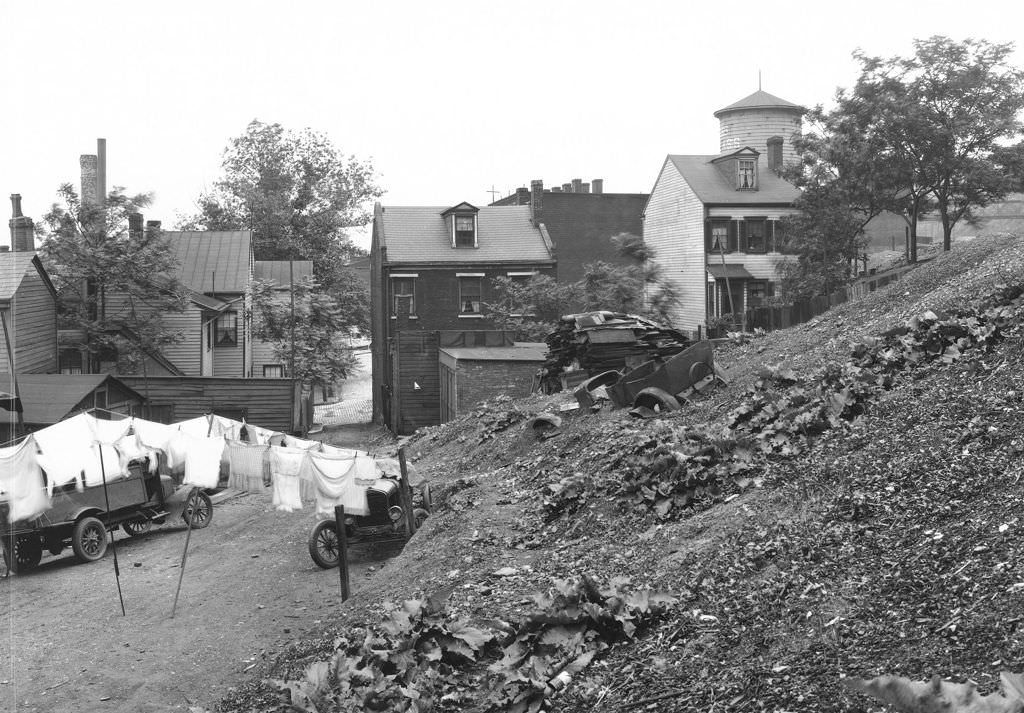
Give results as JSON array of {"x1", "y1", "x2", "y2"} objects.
[{"x1": 1, "y1": 0, "x2": 1019, "y2": 250}]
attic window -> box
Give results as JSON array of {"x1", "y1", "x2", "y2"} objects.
[
  {"x1": 738, "y1": 159, "x2": 756, "y2": 189},
  {"x1": 454, "y1": 215, "x2": 476, "y2": 248}
]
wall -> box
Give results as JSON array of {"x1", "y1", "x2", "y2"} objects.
[
  {"x1": 393, "y1": 330, "x2": 439, "y2": 434},
  {"x1": 451, "y1": 359, "x2": 541, "y2": 416},
  {"x1": 9, "y1": 268, "x2": 57, "y2": 373},
  {"x1": 719, "y1": 109, "x2": 803, "y2": 166}
]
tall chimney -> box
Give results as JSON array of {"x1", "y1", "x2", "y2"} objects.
[
  {"x1": 581, "y1": 182, "x2": 590, "y2": 193},
  {"x1": 514, "y1": 187, "x2": 530, "y2": 205},
  {"x1": 592, "y1": 179, "x2": 604, "y2": 194},
  {"x1": 9, "y1": 194, "x2": 35, "y2": 252},
  {"x1": 562, "y1": 182, "x2": 572, "y2": 193},
  {"x1": 571, "y1": 178, "x2": 583, "y2": 193},
  {"x1": 96, "y1": 138, "x2": 107, "y2": 205},
  {"x1": 530, "y1": 179, "x2": 543, "y2": 225},
  {"x1": 80, "y1": 154, "x2": 99, "y2": 206},
  {"x1": 128, "y1": 212, "x2": 144, "y2": 240}
]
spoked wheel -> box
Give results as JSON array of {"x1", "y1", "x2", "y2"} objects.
[
  {"x1": 72, "y1": 517, "x2": 109, "y2": 563},
  {"x1": 182, "y1": 491, "x2": 213, "y2": 529},
  {"x1": 413, "y1": 508, "x2": 429, "y2": 530},
  {"x1": 308, "y1": 520, "x2": 340, "y2": 569},
  {"x1": 2, "y1": 533, "x2": 43, "y2": 573},
  {"x1": 123, "y1": 518, "x2": 153, "y2": 537}
]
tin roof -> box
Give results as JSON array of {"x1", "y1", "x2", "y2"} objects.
[
  {"x1": 163, "y1": 231, "x2": 252, "y2": 293},
  {"x1": 713, "y1": 90, "x2": 805, "y2": 117},
  {"x1": 254, "y1": 260, "x2": 314, "y2": 287},
  {"x1": 377, "y1": 205, "x2": 553, "y2": 265},
  {"x1": 667, "y1": 155, "x2": 802, "y2": 205},
  {"x1": 9, "y1": 373, "x2": 144, "y2": 424},
  {"x1": 439, "y1": 343, "x2": 547, "y2": 362},
  {"x1": 707, "y1": 264, "x2": 756, "y2": 280}
]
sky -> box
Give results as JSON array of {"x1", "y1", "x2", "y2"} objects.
[{"x1": 1, "y1": 0, "x2": 1020, "y2": 251}]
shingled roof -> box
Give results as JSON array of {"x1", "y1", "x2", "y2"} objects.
[
  {"x1": 377, "y1": 205, "x2": 553, "y2": 265},
  {"x1": 667, "y1": 155, "x2": 802, "y2": 205},
  {"x1": 713, "y1": 90, "x2": 805, "y2": 118},
  {"x1": 163, "y1": 231, "x2": 252, "y2": 293}
]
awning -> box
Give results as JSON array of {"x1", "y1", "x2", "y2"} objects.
[{"x1": 706, "y1": 264, "x2": 755, "y2": 280}]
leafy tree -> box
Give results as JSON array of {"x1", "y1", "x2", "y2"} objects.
[
  {"x1": 180, "y1": 120, "x2": 382, "y2": 289},
  {"x1": 846, "y1": 37, "x2": 1024, "y2": 257},
  {"x1": 248, "y1": 274, "x2": 366, "y2": 390},
  {"x1": 38, "y1": 184, "x2": 188, "y2": 374},
  {"x1": 992, "y1": 140, "x2": 1024, "y2": 193}
]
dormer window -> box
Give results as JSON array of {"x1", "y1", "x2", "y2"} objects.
[
  {"x1": 738, "y1": 159, "x2": 756, "y2": 189},
  {"x1": 441, "y1": 202, "x2": 480, "y2": 249}
]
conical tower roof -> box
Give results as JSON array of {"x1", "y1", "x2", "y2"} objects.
[{"x1": 713, "y1": 90, "x2": 804, "y2": 118}]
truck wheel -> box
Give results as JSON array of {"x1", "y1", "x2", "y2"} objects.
[
  {"x1": 413, "y1": 508, "x2": 429, "y2": 530},
  {"x1": 183, "y1": 491, "x2": 213, "y2": 529},
  {"x1": 123, "y1": 518, "x2": 153, "y2": 537},
  {"x1": 72, "y1": 517, "x2": 108, "y2": 563},
  {"x1": 308, "y1": 520, "x2": 340, "y2": 569},
  {"x1": 2, "y1": 534, "x2": 43, "y2": 573}
]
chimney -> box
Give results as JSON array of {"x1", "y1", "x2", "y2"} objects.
[
  {"x1": 581, "y1": 182, "x2": 590, "y2": 193},
  {"x1": 514, "y1": 187, "x2": 530, "y2": 205},
  {"x1": 128, "y1": 212, "x2": 144, "y2": 240},
  {"x1": 80, "y1": 154, "x2": 99, "y2": 206},
  {"x1": 9, "y1": 194, "x2": 35, "y2": 252},
  {"x1": 530, "y1": 179, "x2": 543, "y2": 224},
  {"x1": 551, "y1": 186, "x2": 563, "y2": 192},
  {"x1": 562, "y1": 182, "x2": 572, "y2": 192},
  {"x1": 592, "y1": 179, "x2": 604, "y2": 194},
  {"x1": 96, "y1": 139, "x2": 107, "y2": 206},
  {"x1": 767, "y1": 136, "x2": 783, "y2": 173},
  {"x1": 145, "y1": 219, "x2": 162, "y2": 235},
  {"x1": 571, "y1": 178, "x2": 583, "y2": 193}
]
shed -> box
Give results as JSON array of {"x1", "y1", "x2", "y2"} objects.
[{"x1": 438, "y1": 342, "x2": 546, "y2": 422}]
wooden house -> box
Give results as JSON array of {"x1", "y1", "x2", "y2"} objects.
[
  {"x1": 643, "y1": 90, "x2": 804, "y2": 338},
  {"x1": 250, "y1": 259, "x2": 314, "y2": 378},
  {"x1": 0, "y1": 252, "x2": 59, "y2": 375},
  {"x1": 370, "y1": 201, "x2": 555, "y2": 433}
]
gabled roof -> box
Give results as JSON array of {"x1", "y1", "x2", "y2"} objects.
[
  {"x1": 0, "y1": 253, "x2": 58, "y2": 302},
  {"x1": 163, "y1": 231, "x2": 252, "y2": 293},
  {"x1": 667, "y1": 155, "x2": 802, "y2": 205},
  {"x1": 254, "y1": 260, "x2": 314, "y2": 287},
  {"x1": 710, "y1": 146, "x2": 760, "y2": 163},
  {"x1": 376, "y1": 205, "x2": 554, "y2": 265},
  {"x1": 6, "y1": 373, "x2": 145, "y2": 424},
  {"x1": 440, "y1": 202, "x2": 479, "y2": 216},
  {"x1": 713, "y1": 90, "x2": 805, "y2": 118}
]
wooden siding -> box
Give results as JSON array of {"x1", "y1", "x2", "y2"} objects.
[
  {"x1": 213, "y1": 341, "x2": 243, "y2": 376},
  {"x1": 643, "y1": 159, "x2": 707, "y2": 337},
  {"x1": 718, "y1": 110, "x2": 802, "y2": 165},
  {"x1": 118, "y1": 375, "x2": 299, "y2": 433},
  {"x1": 394, "y1": 331, "x2": 439, "y2": 434},
  {"x1": 251, "y1": 338, "x2": 285, "y2": 377},
  {"x1": 7, "y1": 269, "x2": 57, "y2": 374},
  {"x1": 159, "y1": 306, "x2": 204, "y2": 375}
]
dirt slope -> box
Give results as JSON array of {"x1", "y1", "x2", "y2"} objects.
[{"x1": 219, "y1": 233, "x2": 1024, "y2": 712}]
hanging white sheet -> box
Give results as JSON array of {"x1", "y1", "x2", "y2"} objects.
[{"x1": 0, "y1": 435, "x2": 50, "y2": 522}]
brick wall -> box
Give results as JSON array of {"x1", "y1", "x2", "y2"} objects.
[{"x1": 455, "y1": 359, "x2": 541, "y2": 414}]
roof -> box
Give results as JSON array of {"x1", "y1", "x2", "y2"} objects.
[
  {"x1": 6, "y1": 373, "x2": 145, "y2": 424},
  {"x1": 0, "y1": 253, "x2": 57, "y2": 302},
  {"x1": 163, "y1": 231, "x2": 252, "y2": 293},
  {"x1": 667, "y1": 155, "x2": 802, "y2": 205},
  {"x1": 187, "y1": 289, "x2": 231, "y2": 312},
  {"x1": 439, "y1": 343, "x2": 547, "y2": 362},
  {"x1": 377, "y1": 205, "x2": 554, "y2": 264},
  {"x1": 713, "y1": 90, "x2": 805, "y2": 117},
  {"x1": 254, "y1": 260, "x2": 314, "y2": 287},
  {"x1": 707, "y1": 264, "x2": 756, "y2": 280}
]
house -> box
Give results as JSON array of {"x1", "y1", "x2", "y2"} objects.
[
  {"x1": 370, "y1": 201, "x2": 555, "y2": 433},
  {"x1": 643, "y1": 89, "x2": 805, "y2": 338},
  {"x1": 251, "y1": 259, "x2": 314, "y2": 377},
  {"x1": 439, "y1": 341, "x2": 546, "y2": 422},
  {"x1": 490, "y1": 178, "x2": 649, "y2": 283},
  {"x1": 2, "y1": 195, "x2": 58, "y2": 375}
]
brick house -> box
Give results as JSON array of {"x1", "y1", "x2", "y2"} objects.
[
  {"x1": 643, "y1": 90, "x2": 804, "y2": 338},
  {"x1": 491, "y1": 178, "x2": 648, "y2": 284},
  {"x1": 370, "y1": 201, "x2": 555, "y2": 433}
]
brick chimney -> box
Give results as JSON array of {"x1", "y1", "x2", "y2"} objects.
[
  {"x1": 581, "y1": 182, "x2": 590, "y2": 193},
  {"x1": 96, "y1": 138, "x2": 107, "y2": 206},
  {"x1": 562, "y1": 182, "x2": 572, "y2": 192},
  {"x1": 530, "y1": 179, "x2": 543, "y2": 225},
  {"x1": 128, "y1": 212, "x2": 144, "y2": 240},
  {"x1": 592, "y1": 178, "x2": 604, "y2": 194},
  {"x1": 571, "y1": 178, "x2": 583, "y2": 193},
  {"x1": 9, "y1": 194, "x2": 35, "y2": 252},
  {"x1": 80, "y1": 154, "x2": 99, "y2": 206},
  {"x1": 514, "y1": 187, "x2": 530, "y2": 205}
]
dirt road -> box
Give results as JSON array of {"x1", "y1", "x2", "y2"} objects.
[{"x1": 0, "y1": 489, "x2": 393, "y2": 713}]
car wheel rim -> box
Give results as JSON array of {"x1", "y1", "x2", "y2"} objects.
[
  {"x1": 318, "y1": 531, "x2": 338, "y2": 560},
  {"x1": 84, "y1": 527, "x2": 102, "y2": 555}
]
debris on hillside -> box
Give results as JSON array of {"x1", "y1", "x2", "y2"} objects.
[{"x1": 843, "y1": 671, "x2": 1024, "y2": 712}]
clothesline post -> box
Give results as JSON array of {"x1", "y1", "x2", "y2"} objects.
[
  {"x1": 333, "y1": 505, "x2": 350, "y2": 602},
  {"x1": 97, "y1": 442, "x2": 127, "y2": 617},
  {"x1": 398, "y1": 447, "x2": 416, "y2": 539},
  {"x1": 171, "y1": 487, "x2": 199, "y2": 618}
]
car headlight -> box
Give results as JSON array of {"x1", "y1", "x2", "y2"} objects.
[{"x1": 388, "y1": 506, "x2": 403, "y2": 522}]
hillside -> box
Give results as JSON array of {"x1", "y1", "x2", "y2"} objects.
[{"x1": 220, "y1": 233, "x2": 1024, "y2": 713}]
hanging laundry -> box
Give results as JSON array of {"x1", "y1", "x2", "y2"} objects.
[
  {"x1": 36, "y1": 447, "x2": 87, "y2": 495},
  {"x1": 318, "y1": 443, "x2": 367, "y2": 458},
  {"x1": 213, "y1": 416, "x2": 245, "y2": 440},
  {"x1": 0, "y1": 436, "x2": 51, "y2": 522},
  {"x1": 269, "y1": 446, "x2": 308, "y2": 512},
  {"x1": 183, "y1": 436, "x2": 226, "y2": 489},
  {"x1": 130, "y1": 418, "x2": 177, "y2": 451},
  {"x1": 32, "y1": 413, "x2": 96, "y2": 455},
  {"x1": 225, "y1": 440, "x2": 270, "y2": 493},
  {"x1": 113, "y1": 432, "x2": 153, "y2": 473},
  {"x1": 306, "y1": 452, "x2": 371, "y2": 517},
  {"x1": 82, "y1": 443, "x2": 127, "y2": 488},
  {"x1": 283, "y1": 434, "x2": 322, "y2": 451},
  {"x1": 178, "y1": 415, "x2": 221, "y2": 438},
  {"x1": 90, "y1": 416, "x2": 132, "y2": 444},
  {"x1": 244, "y1": 423, "x2": 280, "y2": 445}
]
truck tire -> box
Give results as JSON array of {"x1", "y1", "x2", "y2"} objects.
[
  {"x1": 72, "y1": 517, "x2": 108, "y2": 563},
  {"x1": 308, "y1": 520, "x2": 340, "y2": 569},
  {"x1": 2, "y1": 533, "x2": 43, "y2": 573},
  {"x1": 182, "y1": 491, "x2": 213, "y2": 529}
]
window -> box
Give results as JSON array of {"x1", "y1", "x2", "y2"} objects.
[
  {"x1": 459, "y1": 276, "x2": 483, "y2": 314},
  {"x1": 707, "y1": 220, "x2": 735, "y2": 253},
  {"x1": 745, "y1": 219, "x2": 767, "y2": 253},
  {"x1": 263, "y1": 364, "x2": 284, "y2": 378},
  {"x1": 748, "y1": 281, "x2": 767, "y2": 305},
  {"x1": 391, "y1": 277, "x2": 416, "y2": 317},
  {"x1": 738, "y1": 159, "x2": 756, "y2": 189},
  {"x1": 454, "y1": 215, "x2": 476, "y2": 247},
  {"x1": 214, "y1": 312, "x2": 238, "y2": 347}
]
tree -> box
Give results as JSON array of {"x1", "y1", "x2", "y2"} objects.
[
  {"x1": 248, "y1": 273, "x2": 367, "y2": 390},
  {"x1": 38, "y1": 184, "x2": 188, "y2": 374},
  {"x1": 847, "y1": 37, "x2": 1024, "y2": 256},
  {"x1": 180, "y1": 120, "x2": 382, "y2": 289}
]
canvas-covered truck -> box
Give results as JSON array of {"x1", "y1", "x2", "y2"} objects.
[{"x1": 1, "y1": 458, "x2": 212, "y2": 574}]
